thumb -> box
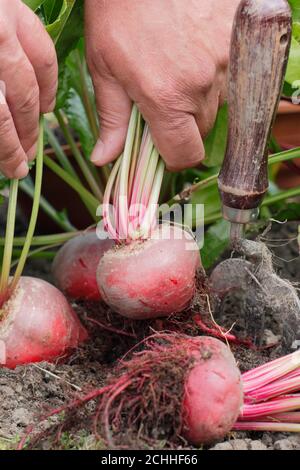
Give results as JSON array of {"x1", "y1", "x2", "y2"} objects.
[{"x1": 91, "y1": 75, "x2": 132, "y2": 166}]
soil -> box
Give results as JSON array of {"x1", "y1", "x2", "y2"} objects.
[{"x1": 0, "y1": 220, "x2": 299, "y2": 451}]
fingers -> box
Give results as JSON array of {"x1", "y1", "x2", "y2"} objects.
[
  {"x1": 0, "y1": 88, "x2": 28, "y2": 179},
  {"x1": 90, "y1": 74, "x2": 132, "y2": 166},
  {"x1": 0, "y1": 36, "x2": 40, "y2": 160},
  {"x1": 141, "y1": 108, "x2": 205, "y2": 172},
  {"x1": 195, "y1": 91, "x2": 220, "y2": 139},
  {"x1": 17, "y1": 3, "x2": 58, "y2": 114}
]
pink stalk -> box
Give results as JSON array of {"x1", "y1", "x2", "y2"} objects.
[
  {"x1": 234, "y1": 351, "x2": 300, "y2": 434},
  {"x1": 118, "y1": 106, "x2": 139, "y2": 240},
  {"x1": 128, "y1": 113, "x2": 142, "y2": 200},
  {"x1": 139, "y1": 158, "x2": 164, "y2": 238},
  {"x1": 245, "y1": 371, "x2": 300, "y2": 403},
  {"x1": 242, "y1": 350, "x2": 300, "y2": 381},
  {"x1": 129, "y1": 125, "x2": 152, "y2": 207},
  {"x1": 242, "y1": 350, "x2": 300, "y2": 393},
  {"x1": 129, "y1": 128, "x2": 153, "y2": 234},
  {"x1": 105, "y1": 106, "x2": 165, "y2": 244},
  {"x1": 241, "y1": 394, "x2": 300, "y2": 419},
  {"x1": 233, "y1": 421, "x2": 300, "y2": 433},
  {"x1": 238, "y1": 412, "x2": 300, "y2": 423},
  {"x1": 138, "y1": 148, "x2": 160, "y2": 226},
  {"x1": 113, "y1": 168, "x2": 121, "y2": 239},
  {"x1": 102, "y1": 157, "x2": 121, "y2": 241}
]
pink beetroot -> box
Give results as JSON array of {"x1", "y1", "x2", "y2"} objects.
[
  {"x1": 100, "y1": 334, "x2": 243, "y2": 446},
  {"x1": 18, "y1": 334, "x2": 243, "y2": 448},
  {"x1": 52, "y1": 231, "x2": 114, "y2": 301},
  {"x1": 182, "y1": 336, "x2": 243, "y2": 445},
  {"x1": 97, "y1": 224, "x2": 200, "y2": 319},
  {"x1": 0, "y1": 277, "x2": 87, "y2": 369},
  {"x1": 99, "y1": 107, "x2": 201, "y2": 320}
]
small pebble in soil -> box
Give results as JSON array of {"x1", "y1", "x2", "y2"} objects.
[{"x1": 210, "y1": 439, "x2": 268, "y2": 451}]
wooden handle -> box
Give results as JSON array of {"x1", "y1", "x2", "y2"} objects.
[{"x1": 218, "y1": 0, "x2": 291, "y2": 210}]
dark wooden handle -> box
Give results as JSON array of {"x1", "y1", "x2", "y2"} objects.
[{"x1": 218, "y1": 0, "x2": 291, "y2": 210}]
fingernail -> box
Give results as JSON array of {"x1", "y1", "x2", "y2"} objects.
[
  {"x1": 14, "y1": 161, "x2": 29, "y2": 179},
  {"x1": 91, "y1": 139, "x2": 105, "y2": 165},
  {"x1": 27, "y1": 143, "x2": 37, "y2": 160}
]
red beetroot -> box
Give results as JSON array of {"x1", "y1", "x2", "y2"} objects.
[
  {"x1": 99, "y1": 335, "x2": 243, "y2": 446},
  {"x1": 52, "y1": 231, "x2": 114, "y2": 301},
  {"x1": 182, "y1": 336, "x2": 243, "y2": 445},
  {"x1": 0, "y1": 277, "x2": 87, "y2": 369},
  {"x1": 18, "y1": 334, "x2": 243, "y2": 448},
  {"x1": 97, "y1": 225, "x2": 201, "y2": 319}
]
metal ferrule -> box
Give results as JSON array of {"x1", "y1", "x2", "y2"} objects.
[{"x1": 221, "y1": 205, "x2": 260, "y2": 225}]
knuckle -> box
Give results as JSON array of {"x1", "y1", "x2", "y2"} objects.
[
  {"x1": 21, "y1": 131, "x2": 39, "y2": 152},
  {"x1": 18, "y1": 85, "x2": 39, "y2": 114},
  {"x1": 0, "y1": 111, "x2": 12, "y2": 136},
  {"x1": 165, "y1": 115, "x2": 193, "y2": 139},
  {"x1": 0, "y1": 147, "x2": 23, "y2": 178},
  {"x1": 0, "y1": 20, "x2": 10, "y2": 46},
  {"x1": 43, "y1": 48, "x2": 57, "y2": 72},
  {"x1": 197, "y1": 61, "x2": 217, "y2": 93},
  {"x1": 141, "y1": 77, "x2": 178, "y2": 111}
]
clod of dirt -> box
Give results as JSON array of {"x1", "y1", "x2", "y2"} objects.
[
  {"x1": 209, "y1": 239, "x2": 300, "y2": 351},
  {"x1": 210, "y1": 439, "x2": 268, "y2": 451}
]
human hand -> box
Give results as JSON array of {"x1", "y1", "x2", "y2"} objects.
[
  {"x1": 0, "y1": 0, "x2": 57, "y2": 178},
  {"x1": 85, "y1": 0, "x2": 240, "y2": 171}
]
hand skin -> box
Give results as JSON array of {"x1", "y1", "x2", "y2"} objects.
[
  {"x1": 85, "y1": 0, "x2": 240, "y2": 171},
  {"x1": 0, "y1": 0, "x2": 57, "y2": 179}
]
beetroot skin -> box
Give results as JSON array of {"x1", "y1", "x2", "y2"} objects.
[
  {"x1": 97, "y1": 225, "x2": 201, "y2": 319},
  {"x1": 182, "y1": 336, "x2": 243, "y2": 445},
  {"x1": 52, "y1": 231, "x2": 114, "y2": 301},
  {"x1": 0, "y1": 277, "x2": 87, "y2": 368}
]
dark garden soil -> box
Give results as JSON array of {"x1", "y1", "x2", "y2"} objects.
[{"x1": 0, "y1": 221, "x2": 299, "y2": 451}]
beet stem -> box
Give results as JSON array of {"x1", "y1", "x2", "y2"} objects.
[
  {"x1": 9, "y1": 118, "x2": 44, "y2": 293},
  {"x1": 0, "y1": 179, "x2": 19, "y2": 307}
]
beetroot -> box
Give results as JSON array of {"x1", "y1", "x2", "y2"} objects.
[
  {"x1": 19, "y1": 334, "x2": 243, "y2": 448},
  {"x1": 52, "y1": 231, "x2": 114, "y2": 301},
  {"x1": 0, "y1": 277, "x2": 87, "y2": 369},
  {"x1": 97, "y1": 224, "x2": 201, "y2": 319},
  {"x1": 182, "y1": 337, "x2": 243, "y2": 444},
  {"x1": 101, "y1": 334, "x2": 242, "y2": 446}
]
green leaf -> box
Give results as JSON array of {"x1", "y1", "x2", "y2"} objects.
[
  {"x1": 64, "y1": 88, "x2": 94, "y2": 157},
  {"x1": 191, "y1": 183, "x2": 221, "y2": 218},
  {"x1": 274, "y1": 202, "x2": 300, "y2": 221},
  {"x1": 283, "y1": 37, "x2": 300, "y2": 96},
  {"x1": 203, "y1": 104, "x2": 228, "y2": 168},
  {"x1": 55, "y1": 63, "x2": 72, "y2": 109},
  {"x1": 201, "y1": 220, "x2": 230, "y2": 270},
  {"x1": 43, "y1": 0, "x2": 64, "y2": 23},
  {"x1": 0, "y1": 174, "x2": 9, "y2": 193},
  {"x1": 284, "y1": 2, "x2": 300, "y2": 95},
  {"x1": 22, "y1": 0, "x2": 47, "y2": 11},
  {"x1": 289, "y1": 0, "x2": 300, "y2": 22},
  {"x1": 52, "y1": 1, "x2": 84, "y2": 63},
  {"x1": 45, "y1": 0, "x2": 75, "y2": 43}
]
